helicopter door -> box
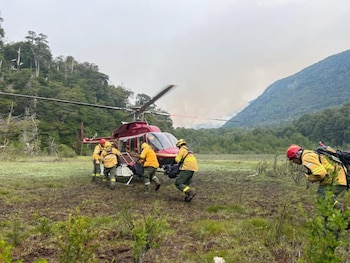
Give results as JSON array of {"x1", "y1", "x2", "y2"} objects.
[
  {"x1": 128, "y1": 135, "x2": 146, "y2": 155},
  {"x1": 119, "y1": 139, "x2": 127, "y2": 152},
  {"x1": 138, "y1": 135, "x2": 146, "y2": 152},
  {"x1": 129, "y1": 138, "x2": 137, "y2": 155}
]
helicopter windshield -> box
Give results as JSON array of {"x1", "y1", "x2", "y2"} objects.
[
  {"x1": 163, "y1": 132, "x2": 178, "y2": 146},
  {"x1": 146, "y1": 132, "x2": 177, "y2": 151}
]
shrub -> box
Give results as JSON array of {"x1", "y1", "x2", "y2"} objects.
[
  {"x1": 57, "y1": 144, "x2": 76, "y2": 158},
  {"x1": 132, "y1": 211, "x2": 170, "y2": 263},
  {"x1": 55, "y1": 213, "x2": 98, "y2": 263}
]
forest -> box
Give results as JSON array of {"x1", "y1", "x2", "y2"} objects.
[{"x1": 1, "y1": 15, "x2": 350, "y2": 158}]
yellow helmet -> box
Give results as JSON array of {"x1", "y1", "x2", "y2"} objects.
[
  {"x1": 176, "y1": 138, "x2": 186, "y2": 147},
  {"x1": 141, "y1": 142, "x2": 149, "y2": 149},
  {"x1": 104, "y1": 141, "x2": 112, "y2": 148}
]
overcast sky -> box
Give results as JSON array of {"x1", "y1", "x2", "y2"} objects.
[{"x1": 1, "y1": 0, "x2": 350, "y2": 128}]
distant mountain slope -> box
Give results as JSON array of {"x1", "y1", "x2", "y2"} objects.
[{"x1": 224, "y1": 49, "x2": 350, "y2": 128}]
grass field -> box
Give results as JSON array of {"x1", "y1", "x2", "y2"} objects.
[{"x1": 1, "y1": 154, "x2": 350, "y2": 263}]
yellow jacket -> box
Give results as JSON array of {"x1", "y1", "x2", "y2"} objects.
[
  {"x1": 175, "y1": 146, "x2": 198, "y2": 172},
  {"x1": 139, "y1": 145, "x2": 159, "y2": 168},
  {"x1": 92, "y1": 144, "x2": 104, "y2": 161},
  {"x1": 101, "y1": 147, "x2": 122, "y2": 168},
  {"x1": 301, "y1": 149, "x2": 347, "y2": 186}
]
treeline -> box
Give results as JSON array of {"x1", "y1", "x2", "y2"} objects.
[{"x1": 173, "y1": 102, "x2": 350, "y2": 154}]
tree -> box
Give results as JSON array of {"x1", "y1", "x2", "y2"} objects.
[
  {"x1": 25, "y1": 31, "x2": 52, "y2": 77},
  {"x1": 0, "y1": 13, "x2": 4, "y2": 45}
]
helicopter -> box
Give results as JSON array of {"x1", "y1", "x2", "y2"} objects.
[
  {"x1": 0, "y1": 85, "x2": 179, "y2": 166},
  {"x1": 80, "y1": 84, "x2": 179, "y2": 166},
  {"x1": 0, "y1": 85, "x2": 235, "y2": 167}
]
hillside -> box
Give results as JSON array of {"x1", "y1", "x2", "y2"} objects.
[{"x1": 224, "y1": 49, "x2": 350, "y2": 128}]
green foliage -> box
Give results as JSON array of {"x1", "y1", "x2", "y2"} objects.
[
  {"x1": 0, "y1": 240, "x2": 22, "y2": 263},
  {"x1": 116, "y1": 205, "x2": 135, "y2": 238},
  {"x1": 206, "y1": 204, "x2": 245, "y2": 214},
  {"x1": 132, "y1": 207, "x2": 171, "y2": 263},
  {"x1": 7, "y1": 219, "x2": 23, "y2": 246},
  {"x1": 33, "y1": 213, "x2": 54, "y2": 237},
  {"x1": 287, "y1": 161, "x2": 305, "y2": 185},
  {"x1": 255, "y1": 161, "x2": 271, "y2": 176},
  {"x1": 192, "y1": 219, "x2": 227, "y2": 239},
  {"x1": 55, "y1": 212, "x2": 98, "y2": 263},
  {"x1": 57, "y1": 144, "x2": 76, "y2": 158},
  {"x1": 300, "y1": 191, "x2": 350, "y2": 263}
]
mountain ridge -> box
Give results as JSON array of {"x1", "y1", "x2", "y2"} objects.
[{"x1": 224, "y1": 49, "x2": 350, "y2": 128}]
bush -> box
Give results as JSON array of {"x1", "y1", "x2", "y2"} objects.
[{"x1": 57, "y1": 144, "x2": 76, "y2": 158}]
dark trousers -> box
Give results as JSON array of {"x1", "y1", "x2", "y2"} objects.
[
  {"x1": 143, "y1": 166, "x2": 157, "y2": 186},
  {"x1": 175, "y1": 170, "x2": 194, "y2": 191},
  {"x1": 92, "y1": 160, "x2": 101, "y2": 175}
]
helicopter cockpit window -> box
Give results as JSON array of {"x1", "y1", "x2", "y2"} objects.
[
  {"x1": 146, "y1": 132, "x2": 176, "y2": 151},
  {"x1": 163, "y1": 132, "x2": 178, "y2": 147}
]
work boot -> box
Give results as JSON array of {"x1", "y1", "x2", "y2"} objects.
[
  {"x1": 101, "y1": 177, "x2": 108, "y2": 187},
  {"x1": 94, "y1": 174, "x2": 102, "y2": 184},
  {"x1": 91, "y1": 175, "x2": 96, "y2": 183},
  {"x1": 185, "y1": 189, "x2": 196, "y2": 202},
  {"x1": 152, "y1": 176, "x2": 161, "y2": 191},
  {"x1": 110, "y1": 181, "x2": 116, "y2": 190}
]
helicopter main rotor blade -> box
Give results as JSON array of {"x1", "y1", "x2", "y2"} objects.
[
  {"x1": 136, "y1": 84, "x2": 175, "y2": 114},
  {"x1": 0, "y1": 91, "x2": 130, "y2": 112}
]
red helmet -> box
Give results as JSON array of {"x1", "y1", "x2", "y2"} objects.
[
  {"x1": 100, "y1": 139, "x2": 106, "y2": 145},
  {"x1": 286, "y1": 144, "x2": 302, "y2": 159}
]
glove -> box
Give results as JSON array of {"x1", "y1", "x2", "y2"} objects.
[{"x1": 96, "y1": 160, "x2": 100, "y2": 165}]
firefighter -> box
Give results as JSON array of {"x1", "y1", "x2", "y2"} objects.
[
  {"x1": 91, "y1": 139, "x2": 106, "y2": 183},
  {"x1": 175, "y1": 138, "x2": 198, "y2": 202},
  {"x1": 101, "y1": 141, "x2": 122, "y2": 190},
  {"x1": 139, "y1": 142, "x2": 161, "y2": 192},
  {"x1": 286, "y1": 144, "x2": 347, "y2": 209}
]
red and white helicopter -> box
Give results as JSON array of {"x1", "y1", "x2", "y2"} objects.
[{"x1": 81, "y1": 85, "x2": 179, "y2": 166}]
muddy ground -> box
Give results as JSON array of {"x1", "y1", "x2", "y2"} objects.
[{"x1": 0, "y1": 165, "x2": 316, "y2": 263}]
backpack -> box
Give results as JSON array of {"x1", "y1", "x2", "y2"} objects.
[
  {"x1": 164, "y1": 163, "x2": 181, "y2": 178},
  {"x1": 127, "y1": 162, "x2": 144, "y2": 178},
  {"x1": 314, "y1": 142, "x2": 350, "y2": 189},
  {"x1": 164, "y1": 151, "x2": 190, "y2": 179}
]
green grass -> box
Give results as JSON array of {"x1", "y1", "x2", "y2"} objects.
[{"x1": 1, "y1": 154, "x2": 350, "y2": 262}]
